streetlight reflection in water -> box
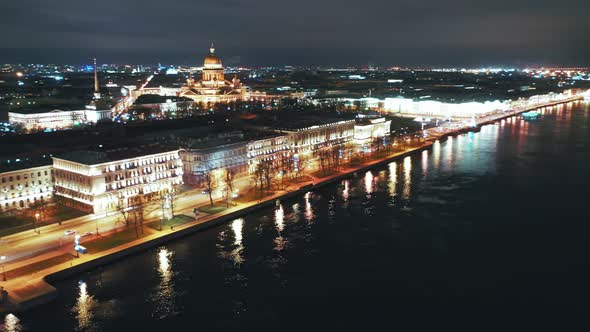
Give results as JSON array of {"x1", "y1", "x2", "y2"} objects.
[
  {"x1": 421, "y1": 150, "x2": 428, "y2": 176},
  {"x1": 72, "y1": 281, "x2": 96, "y2": 331},
  {"x1": 229, "y1": 218, "x2": 245, "y2": 264},
  {"x1": 231, "y1": 218, "x2": 243, "y2": 246},
  {"x1": 342, "y1": 180, "x2": 349, "y2": 201},
  {"x1": 388, "y1": 162, "x2": 397, "y2": 199},
  {"x1": 402, "y1": 156, "x2": 412, "y2": 201},
  {"x1": 274, "y1": 204, "x2": 287, "y2": 251},
  {"x1": 304, "y1": 192, "x2": 314, "y2": 223},
  {"x1": 1, "y1": 313, "x2": 22, "y2": 332},
  {"x1": 152, "y1": 247, "x2": 177, "y2": 319}
]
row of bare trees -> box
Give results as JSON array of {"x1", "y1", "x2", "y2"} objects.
[
  {"x1": 113, "y1": 187, "x2": 177, "y2": 236},
  {"x1": 202, "y1": 168, "x2": 235, "y2": 207}
]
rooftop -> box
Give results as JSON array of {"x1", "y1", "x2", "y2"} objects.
[
  {"x1": 9, "y1": 105, "x2": 88, "y2": 115},
  {"x1": 55, "y1": 144, "x2": 178, "y2": 165}
]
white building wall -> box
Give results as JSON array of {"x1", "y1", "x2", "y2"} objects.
[
  {"x1": 0, "y1": 165, "x2": 53, "y2": 211},
  {"x1": 53, "y1": 150, "x2": 184, "y2": 214}
]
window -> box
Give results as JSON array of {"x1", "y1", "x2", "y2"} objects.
[
  {"x1": 9, "y1": 176, "x2": 13, "y2": 182},
  {"x1": 1, "y1": 178, "x2": 4, "y2": 183}
]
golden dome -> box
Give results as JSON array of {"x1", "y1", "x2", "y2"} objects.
[
  {"x1": 203, "y1": 43, "x2": 222, "y2": 67},
  {"x1": 204, "y1": 55, "x2": 222, "y2": 66}
]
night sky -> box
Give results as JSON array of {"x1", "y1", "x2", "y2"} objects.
[{"x1": 1, "y1": 0, "x2": 588, "y2": 66}]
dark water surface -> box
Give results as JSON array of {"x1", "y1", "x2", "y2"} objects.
[{"x1": 4, "y1": 102, "x2": 590, "y2": 331}]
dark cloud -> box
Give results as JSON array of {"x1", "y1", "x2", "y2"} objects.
[{"x1": 0, "y1": 0, "x2": 588, "y2": 66}]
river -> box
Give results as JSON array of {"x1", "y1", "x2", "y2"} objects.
[{"x1": 3, "y1": 101, "x2": 590, "y2": 331}]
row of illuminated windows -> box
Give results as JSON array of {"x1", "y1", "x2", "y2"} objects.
[
  {"x1": 1, "y1": 194, "x2": 51, "y2": 210},
  {"x1": 2, "y1": 179, "x2": 50, "y2": 191},
  {"x1": 103, "y1": 154, "x2": 180, "y2": 174},
  {"x1": 1, "y1": 170, "x2": 50, "y2": 183},
  {"x1": 54, "y1": 170, "x2": 90, "y2": 185},
  {"x1": 1, "y1": 186, "x2": 51, "y2": 201}
]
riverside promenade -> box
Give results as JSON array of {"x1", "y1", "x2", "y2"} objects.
[{"x1": 0, "y1": 94, "x2": 585, "y2": 314}]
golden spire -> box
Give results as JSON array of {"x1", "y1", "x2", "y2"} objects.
[
  {"x1": 93, "y1": 58, "x2": 101, "y2": 99},
  {"x1": 209, "y1": 42, "x2": 215, "y2": 55}
]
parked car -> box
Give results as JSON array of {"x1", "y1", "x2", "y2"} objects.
[
  {"x1": 64, "y1": 230, "x2": 77, "y2": 236},
  {"x1": 80, "y1": 231, "x2": 94, "y2": 238}
]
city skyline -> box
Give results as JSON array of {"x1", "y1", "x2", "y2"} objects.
[{"x1": 1, "y1": 0, "x2": 589, "y2": 66}]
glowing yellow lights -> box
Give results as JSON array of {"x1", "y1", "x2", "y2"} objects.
[
  {"x1": 73, "y1": 281, "x2": 96, "y2": 331},
  {"x1": 402, "y1": 156, "x2": 412, "y2": 200},
  {"x1": 422, "y1": 150, "x2": 429, "y2": 175},
  {"x1": 304, "y1": 192, "x2": 314, "y2": 222},
  {"x1": 342, "y1": 180, "x2": 350, "y2": 202},
  {"x1": 275, "y1": 204, "x2": 285, "y2": 232},
  {"x1": 3, "y1": 313, "x2": 22, "y2": 332},
  {"x1": 364, "y1": 170, "x2": 374, "y2": 194},
  {"x1": 15, "y1": 72, "x2": 23, "y2": 77},
  {"x1": 158, "y1": 248, "x2": 171, "y2": 276},
  {"x1": 153, "y1": 247, "x2": 177, "y2": 318},
  {"x1": 231, "y1": 218, "x2": 243, "y2": 246},
  {"x1": 388, "y1": 162, "x2": 397, "y2": 198}
]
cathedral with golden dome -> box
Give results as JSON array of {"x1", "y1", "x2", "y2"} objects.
[{"x1": 179, "y1": 43, "x2": 262, "y2": 103}]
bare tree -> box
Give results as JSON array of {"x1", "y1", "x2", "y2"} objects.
[
  {"x1": 254, "y1": 162, "x2": 265, "y2": 197},
  {"x1": 164, "y1": 187, "x2": 177, "y2": 218},
  {"x1": 115, "y1": 197, "x2": 133, "y2": 228},
  {"x1": 261, "y1": 161, "x2": 275, "y2": 194},
  {"x1": 315, "y1": 148, "x2": 331, "y2": 176},
  {"x1": 294, "y1": 154, "x2": 308, "y2": 180},
  {"x1": 203, "y1": 170, "x2": 215, "y2": 207},
  {"x1": 223, "y1": 169, "x2": 234, "y2": 207},
  {"x1": 330, "y1": 146, "x2": 341, "y2": 172},
  {"x1": 277, "y1": 153, "x2": 294, "y2": 188},
  {"x1": 371, "y1": 136, "x2": 384, "y2": 154}
]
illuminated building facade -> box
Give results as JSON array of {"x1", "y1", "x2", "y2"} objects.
[
  {"x1": 52, "y1": 148, "x2": 183, "y2": 214},
  {"x1": 383, "y1": 98, "x2": 509, "y2": 119},
  {"x1": 8, "y1": 108, "x2": 111, "y2": 131},
  {"x1": 353, "y1": 117, "x2": 392, "y2": 146},
  {"x1": 179, "y1": 44, "x2": 265, "y2": 103},
  {"x1": 275, "y1": 120, "x2": 356, "y2": 155},
  {"x1": 179, "y1": 132, "x2": 249, "y2": 186},
  {"x1": 8, "y1": 60, "x2": 112, "y2": 131},
  {"x1": 0, "y1": 165, "x2": 53, "y2": 211},
  {"x1": 247, "y1": 134, "x2": 290, "y2": 173}
]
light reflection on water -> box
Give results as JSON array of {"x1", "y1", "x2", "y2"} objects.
[
  {"x1": 341, "y1": 180, "x2": 350, "y2": 208},
  {"x1": 432, "y1": 140, "x2": 441, "y2": 169},
  {"x1": 421, "y1": 150, "x2": 428, "y2": 176},
  {"x1": 232, "y1": 218, "x2": 244, "y2": 246},
  {"x1": 274, "y1": 204, "x2": 287, "y2": 251},
  {"x1": 364, "y1": 170, "x2": 374, "y2": 195},
  {"x1": 304, "y1": 192, "x2": 314, "y2": 223},
  {"x1": 275, "y1": 204, "x2": 285, "y2": 233},
  {"x1": 151, "y1": 247, "x2": 178, "y2": 319},
  {"x1": 0, "y1": 314, "x2": 22, "y2": 332},
  {"x1": 388, "y1": 162, "x2": 397, "y2": 199},
  {"x1": 72, "y1": 281, "x2": 96, "y2": 331},
  {"x1": 402, "y1": 156, "x2": 412, "y2": 201},
  {"x1": 229, "y1": 218, "x2": 245, "y2": 265}
]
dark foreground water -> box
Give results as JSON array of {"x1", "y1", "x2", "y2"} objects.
[{"x1": 4, "y1": 102, "x2": 590, "y2": 331}]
